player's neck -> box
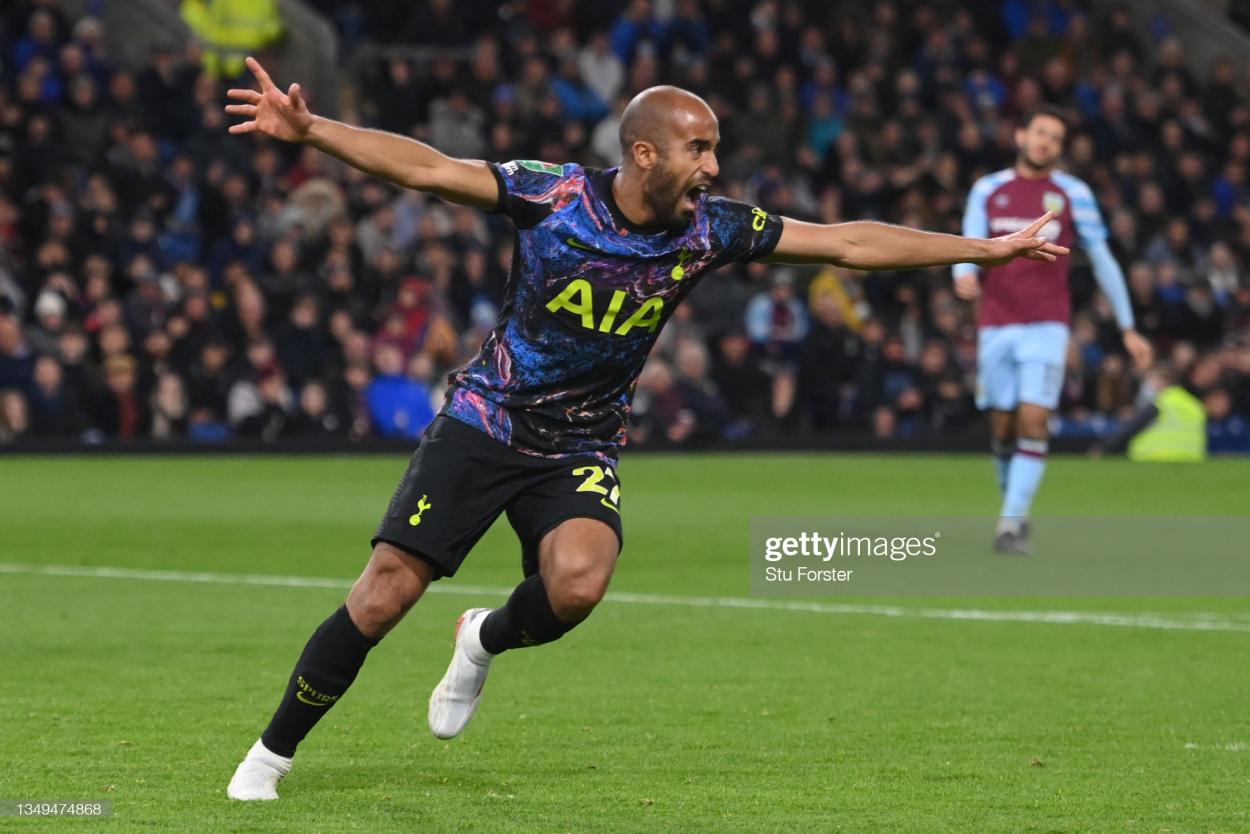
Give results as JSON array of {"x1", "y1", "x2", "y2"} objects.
[
  {"x1": 611, "y1": 168, "x2": 663, "y2": 229},
  {"x1": 1014, "y1": 161, "x2": 1054, "y2": 180}
]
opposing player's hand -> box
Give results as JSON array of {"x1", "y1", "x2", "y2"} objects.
[
  {"x1": 975, "y1": 212, "x2": 1070, "y2": 268},
  {"x1": 1122, "y1": 328, "x2": 1154, "y2": 371},
  {"x1": 225, "y1": 57, "x2": 313, "y2": 142},
  {"x1": 953, "y1": 273, "x2": 980, "y2": 300}
]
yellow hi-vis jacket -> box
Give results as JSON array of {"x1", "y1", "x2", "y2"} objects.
[
  {"x1": 1128, "y1": 385, "x2": 1207, "y2": 462},
  {"x1": 181, "y1": 0, "x2": 284, "y2": 78}
]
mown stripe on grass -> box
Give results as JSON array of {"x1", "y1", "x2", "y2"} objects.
[{"x1": 2, "y1": 561, "x2": 1248, "y2": 633}]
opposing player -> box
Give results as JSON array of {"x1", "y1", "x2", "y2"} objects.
[
  {"x1": 224, "y1": 57, "x2": 1067, "y2": 800},
  {"x1": 953, "y1": 105, "x2": 1152, "y2": 554}
]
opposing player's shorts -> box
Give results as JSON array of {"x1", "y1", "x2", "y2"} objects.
[
  {"x1": 372, "y1": 415, "x2": 623, "y2": 579},
  {"x1": 976, "y1": 322, "x2": 1070, "y2": 411}
]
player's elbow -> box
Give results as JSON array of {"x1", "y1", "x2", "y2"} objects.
[
  {"x1": 828, "y1": 235, "x2": 871, "y2": 270},
  {"x1": 809, "y1": 225, "x2": 857, "y2": 267}
]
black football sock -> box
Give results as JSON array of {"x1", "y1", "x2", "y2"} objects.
[
  {"x1": 478, "y1": 574, "x2": 583, "y2": 654},
  {"x1": 259, "y1": 605, "x2": 379, "y2": 758}
]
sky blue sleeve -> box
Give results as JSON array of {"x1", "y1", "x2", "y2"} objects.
[
  {"x1": 953, "y1": 177, "x2": 990, "y2": 280},
  {"x1": 1060, "y1": 174, "x2": 1134, "y2": 330},
  {"x1": 1086, "y1": 239, "x2": 1134, "y2": 329},
  {"x1": 744, "y1": 295, "x2": 772, "y2": 342}
]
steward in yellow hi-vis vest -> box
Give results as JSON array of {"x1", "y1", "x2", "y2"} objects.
[
  {"x1": 1128, "y1": 385, "x2": 1207, "y2": 462},
  {"x1": 1089, "y1": 366, "x2": 1208, "y2": 462},
  {"x1": 181, "y1": 0, "x2": 284, "y2": 79}
]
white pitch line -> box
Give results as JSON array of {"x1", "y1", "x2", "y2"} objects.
[{"x1": 1, "y1": 562, "x2": 1248, "y2": 633}]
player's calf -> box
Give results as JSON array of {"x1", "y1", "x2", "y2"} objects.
[
  {"x1": 227, "y1": 603, "x2": 380, "y2": 801},
  {"x1": 228, "y1": 545, "x2": 434, "y2": 799},
  {"x1": 480, "y1": 573, "x2": 592, "y2": 652},
  {"x1": 482, "y1": 518, "x2": 619, "y2": 651},
  {"x1": 998, "y1": 416, "x2": 1049, "y2": 553},
  {"x1": 990, "y1": 434, "x2": 1015, "y2": 496}
]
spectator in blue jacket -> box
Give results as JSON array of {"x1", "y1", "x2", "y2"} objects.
[{"x1": 365, "y1": 343, "x2": 434, "y2": 440}]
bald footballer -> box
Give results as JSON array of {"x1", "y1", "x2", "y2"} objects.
[{"x1": 224, "y1": 57, "x2": 1066, "y2": 800}]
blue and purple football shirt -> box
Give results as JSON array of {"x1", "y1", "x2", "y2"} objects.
[{"x1": 442, "y1": 160, "x2": 783, "y2": 463}]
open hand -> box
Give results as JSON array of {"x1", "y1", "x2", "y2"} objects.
[
  {"x1": 975, "y1": 212, "x2": 1070, "y2": 268},
  {"x1": 953, "y1": 273, "x2": 979, "y2": 300},
  {"x1": 1122, "y1": 328, "x2": 1154, "y2": 371},
  {"x1": 225, "y1": 57, "x2": 313, "y2": 142}
]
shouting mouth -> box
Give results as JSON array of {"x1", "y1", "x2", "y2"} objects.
[{"x1": 683, "y1": 182, "x2": 710, "y2": 211}]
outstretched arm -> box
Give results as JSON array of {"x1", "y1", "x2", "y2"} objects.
[
  {"x1": 225, "y1": 57, "x2": 498, "y2": 210},
  {"x1": 761, "y1": 212, "x2": 1068, "y2": 271}
]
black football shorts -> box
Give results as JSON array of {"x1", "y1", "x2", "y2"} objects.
[{"x1": 372, "y1": 415, "x2": 624, "y2": 579}]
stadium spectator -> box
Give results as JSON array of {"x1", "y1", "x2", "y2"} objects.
[
  {"x1": 579, "y1": 32, "x2": 626, "y2": 107},
  {"x1": 0, "y1": 0, "x2": 1247, "y2": 453},
  {"x1": 752, "y1": 274, "x2": 810, "y2": 411},
  {"x1": 92, "y1": 354, "x2": 150, "y2": 439},
  {"x1": 710, "y1": 329, "x2": 771, "y2": 436},
  {"x1": 671, "y1": 336, "x2": 729, "y2": 442},
  {"x1": 629, "y1": 357, "x2": 691, "y2": 445},
  {"x1": 289, "y1": 379, "x2": 346, "y2": 438},
  {"x1": 0, "y1": 315, "x2": 33, "y2": 391},
  {"x1": 151, "y1": 372, "x2": 190, "y2": 439},
  {"x1": 798, "y1": 291, "x2": 859, "y2": 431},
  {"x1": 365, "y1": 343, "x2": 435, "y2": 440},
  {"x1": 0, "y1": 386, "x2": 29, "y2": 442},
  {"x1": 27, "y1": 354, "x2": 81, "y2": 437}
]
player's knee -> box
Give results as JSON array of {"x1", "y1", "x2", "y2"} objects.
[
  {"x1": 537, "y1": 519, "x2": 619, "y2": 621},
  {"x1": 347, "y1": 545, "x2": 432, "y2": 638},
  {"x1": 1016, "y1": 414, "x2": 1050, "y2": 440},
  {"x1": 989, "y1": 409, "x2": 1017, "y2": 442},
  {"x1": 548, "y1": 572, "x2": 609, "y2": 621},
  {"x1": 348, "y1": 589, "x2": 406, "y2": 638}
]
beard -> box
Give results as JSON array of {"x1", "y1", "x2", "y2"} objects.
[
  {"x1": 1020, "y1": 147, "x2": 1057, "y2": 172},
  {"x1": 642, "y1": 158, "x2": 693, "y2": 229}
]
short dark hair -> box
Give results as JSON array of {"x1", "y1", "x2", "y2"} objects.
[{"x1": 1019, "y1": 105, "x2": 1070, "y2": 136}]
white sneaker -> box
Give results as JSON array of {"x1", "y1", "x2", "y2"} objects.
[
  {"x1": 226, "y1": 738, "x2": 293, "y2": 801},
  {"x1": 428, "y1": 608, "x2": 495, "y2": 739}
]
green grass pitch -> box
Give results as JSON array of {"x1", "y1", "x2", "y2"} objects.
[{"x1": 1, "y1": 453, "x2": 1248, "y2": 833}]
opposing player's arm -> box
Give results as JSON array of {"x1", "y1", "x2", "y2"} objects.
[
  {"x1": 225, "y1": 57, "x2": 498, "y2": 211},
  {"x1": 952, "y1": 177, "x2": 993, "y2": 299},
  {"x1": 1063, "y1": 176, "x2": 1153, "y2": 370},
  {"x1": 760, "y1": 213, "x2": 1068, "y2": 270}
]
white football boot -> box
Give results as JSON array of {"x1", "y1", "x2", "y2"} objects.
[
  {"x1": 226, "y1": 738, "x2": 293, "y2": 801},
  {"x1": 428, "y1": 608, "x2": 495, "y2": 739}
]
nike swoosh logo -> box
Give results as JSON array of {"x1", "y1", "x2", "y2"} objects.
[
  {"x1": 295, "y1": 692, "x2": 330, "y2": 707},
  {"x1": 566, "y1": 237, "x2": 604, "y2": 254}
]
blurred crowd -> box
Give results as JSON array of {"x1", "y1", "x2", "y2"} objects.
[{"x1": 1, "y1": 0, "x2": 1249, "y2": 449}]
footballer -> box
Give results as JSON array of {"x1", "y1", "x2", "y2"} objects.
[
  {"x1": 224, "y1": 57, "x2": 1065, "y2": 800},
  {"x1": 953, "y1": 105, "x2": 1153, "y2": 554}
]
